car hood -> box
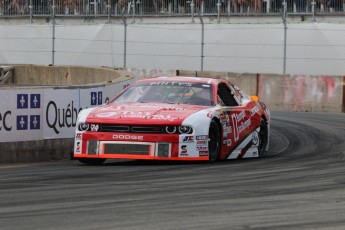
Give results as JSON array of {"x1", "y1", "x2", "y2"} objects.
[{"x1": 85, "y1": 102, "x2": 210, "y2": 125}]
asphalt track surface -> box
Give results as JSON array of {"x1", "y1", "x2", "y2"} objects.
[{"x1": 1, "y1": 111, "x2": 345, "y2": 230}]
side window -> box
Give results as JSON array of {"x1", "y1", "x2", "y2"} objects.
[{"x1": 217, "y1": 83, "x2": 238, "y2": 106}]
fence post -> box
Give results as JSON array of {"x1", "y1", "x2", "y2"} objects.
[
  {"x1": 29, "y1": 0, "x2": 33, "y2": 23},
  {"x1": 122, "y1": 14, "x2": 127, "y2": 68},
  {"x1": 312, "y1": 0, "x2": 316, "y2": 21},
  {"x1": 107, "y1": 3, "x2": 111, "y2": 23},
  {"x1": 198, "y1": 13, "x2": 204, "y2": 76},
  {"x1": 191, "y1": 0, "x2": 195, "y2": 22},
  {"x1": 217, "y1": 0, "x2": 221, "y2": 23},
  {"x1": 52, "y1": 0, "x2": 56, "y2": 66},
  {"x1": 282, "y1": 0, "x2": 287, "y2": 74},
  {"x1": 132, "y1": 0, "x2": 136, "y2": 23}
]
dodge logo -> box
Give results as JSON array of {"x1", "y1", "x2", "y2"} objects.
[{"x1": 112, "y1": 135, "x2": 144, "y2": 141}]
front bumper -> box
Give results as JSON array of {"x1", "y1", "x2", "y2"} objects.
[{"x1": 74, "y1": 132, "x2": 209, "y2": 161}]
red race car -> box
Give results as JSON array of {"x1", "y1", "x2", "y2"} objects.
[{"x1": 74, "y1": 76, "x2": 270, "y2": 165}]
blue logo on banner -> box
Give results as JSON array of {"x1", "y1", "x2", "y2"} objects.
[
  {"x1": 98, "y1": 91, "x2": 102, "y2": 105},
  {"x1": 30, "y1": 115, "x2": 40, "y2": 130},
  {"x1": 17, "y1": 116, "x2": 28, "y2": 130},
  {"x1": 30, "y1": 94, "x2": 41, "y2": 109},
  {"x1": 91, "y1": 92, "x2": 97, "y2": 106},
  {"x1": 17, "y1": 94, "x2": 28, "y2": 109}
]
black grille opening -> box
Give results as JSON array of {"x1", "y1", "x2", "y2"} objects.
[
  {"x1": 100, "y1": 125, "x2": 130, "y2": 132},
  {"x1": 98, "y1": 124, "x2": 165, "y2": 133},
  {"x1": 131, "y1": 126, "x2": 164, "y2": 133},
  {"x1": 104, "y1": 144, "x2": 150, "y2": 155}
]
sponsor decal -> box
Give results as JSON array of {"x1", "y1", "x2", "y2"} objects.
[
  {"x1": 75, "y1": 141, "x2": 81, "y2": 152},
  {"x1": 250, "y1": 105, "x2": 260, "y2": 117},
  {"x1": 96, "y1": 112, "x2": 118, "y2": 118},
  {"x1": 196, "y1": 140, "x2": 207, "y2": 145},
  {"x1": 30, "y1": 94, "x2": 41, "y2": 109},
  {"x1": 149, "y1": 82, "x2": 193, "y2": 87},
  {"x1": 17, "y1": 115, "x2": 28, "y2": 130},
  {"x1": 197, "y1": 146, "x2": 208, "y2": 151},
  {"x1": 91, "y1": 91, "x2": 103, "y2": 106},
  {"x1": 30, "y1": 115, "x2": 40, "y2": 130},
  {"x1": 199, "y1": 151, "x2": 208, "y2": 156},
  {"x1": 238, "y1": 118, "x2": 251, "y2": 134},
  {"x1": 90, "y1": 124, "x2": 99, "y2": 132},
  {"x1": 111, "y1": 111, "x2": 178, "y2": 121},
  {"x1": 0, "y1": 111, "x2": 12, "y2": 131},
  {"x1": 76, "y1": 133, "x2": 82, "y2": 139},
  {"x1": 46, "y1": 101, "x2": 81, "y2": 134},
  {"x1": 196, "y1": 135, "x2": 208, "y2": 140},
  {"x1": 236, "y1": 110, "x2": 246, "y2": 122},
  {"x1": 224, "y1": 126, "x2": 232, "y2": 133},
  {"x1": 181, "y1": 145, "x2": 188, "y2": 156},
  {"x1": 12, "y1": 94, "x2": 42, "y2": 132},
  {"x1": 231, "y1": 111, "x2": 252, "y2": 142},
  {"x1": 112, "y1": 134, "x2": 144, "y2": 141},
  {"x1": 252, "y1": 131, "x2": 259, "y2": 145},
  {"x1": 183, "y1": 136, "x2": 194, "y2": 142},
  {"x1": 17, "y1": 94, "x2": 29, "y2": 109},
  {"x1": 223, "y1": 139, "x2": 232, "y2": 146}
]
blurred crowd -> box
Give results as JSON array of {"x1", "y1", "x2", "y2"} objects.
[{"x1": 0, "y1": 0, "x2": 344, "y2": 15}]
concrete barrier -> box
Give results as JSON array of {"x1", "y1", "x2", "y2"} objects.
[
  {"x1": 8, "y1": 65, "x2": 132, "y2": 85},
  {"x1": 258, "y1": 74, "x2": 344, "y2": 112},
  {"x1": 177, "y1": 70, "x2": 345, "y2": 112}
]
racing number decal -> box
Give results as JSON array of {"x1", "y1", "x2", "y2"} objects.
[{"x1": 231, "y1": 113, "x2": 239, "y2": 142}]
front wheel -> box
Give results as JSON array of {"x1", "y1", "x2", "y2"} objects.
[
  {"x1": 78, "y1": 158, "x2": 106, "y2": 165},
  {"x1": 208, "y1": 120, "x2": 221, "y2": 162},
  {"x1": 258, "y1": 118, "x2": 268, "y2": 157}
]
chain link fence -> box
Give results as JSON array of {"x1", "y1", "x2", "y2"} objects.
[{"x1": 0, "y1": 0, "x2": 344, "y2": 17}]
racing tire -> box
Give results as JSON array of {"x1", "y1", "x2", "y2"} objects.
[
  {"x1": 258, "y1": 118, "x2": 268, "y2": 157},
  {"x1": 208, "y1": 120, "x2": 221, "y2": 162},
  {"x1": 78, "y1": 158, "x2": 106, "y2": 165}
]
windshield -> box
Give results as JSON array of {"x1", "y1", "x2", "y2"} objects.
[{"x1": 111, "y1": 81, "x2": 214, "y2": 106}]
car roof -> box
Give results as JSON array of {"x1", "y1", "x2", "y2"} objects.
[{"x1": 135, "y1": 76, "x2": 222, "y2": 85}]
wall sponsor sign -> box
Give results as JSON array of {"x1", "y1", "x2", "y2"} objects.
[
  {"x1": 0, "y1": 89, "x2": 43, "y2": 142},
  {"x1": 43, "y1": 88, "x2": 80, "y2": 139},
  {"x1": 0, "y1": 79, "x2": 133, "y2": 143}
]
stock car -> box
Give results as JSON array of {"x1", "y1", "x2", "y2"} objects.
[{"x1": 74, "y1": 76, "x2": 270, "y2": 165}]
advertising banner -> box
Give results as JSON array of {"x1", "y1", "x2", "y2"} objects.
[
  {"x1": 0, "y1": 88, "x2": 43, "y2": 143},
  {"x1": 43, "y1": 79, "x2": 133, "y2": 139},
  {"x1": 43, "y1": 88, "x2": 80, "y2": 139},
  {"x1": 0, "y1": 79, "x2": 134, "y2": 143}
]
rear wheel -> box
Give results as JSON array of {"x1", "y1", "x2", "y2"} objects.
[
  {"x1": 258, "y1": 118, "x2": 268, "y2": 157},
  {"x1": 78, "y1": 158, "x2": 106, "y2": 165},
  {"x1": 208, "y1": 120, "x2": 221, "y2": 162}
]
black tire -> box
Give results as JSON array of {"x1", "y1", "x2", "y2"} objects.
[
  {"x1": 78, "y1": 158, "x2": 106, "y2": 165},
  {"x1": 208, "y1": 120, "x2": 221, "y2": 162},
  {"x1": 258, "y1": 118, "x2": 268, "y2": 157}
]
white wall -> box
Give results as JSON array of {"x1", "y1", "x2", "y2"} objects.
[{"x1": 1, "y1": 18, "x2": 345, "y2": 75}]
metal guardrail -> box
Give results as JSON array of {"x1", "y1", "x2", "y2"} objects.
[{"x1": 0, "y1": 0, "x2": 344, "y2": 17}]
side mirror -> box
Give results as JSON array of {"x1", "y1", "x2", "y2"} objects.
[{"x1": 250, "y1": 96, "x2": 259, "y2": 102}]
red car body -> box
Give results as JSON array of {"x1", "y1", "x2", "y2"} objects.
[{"x1": 74, "y1": 77, "x2": 270, "y2": 164}]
